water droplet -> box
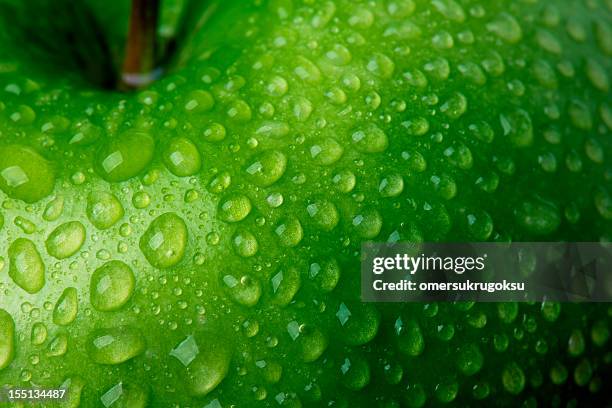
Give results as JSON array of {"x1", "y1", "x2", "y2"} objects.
[
  {"x1": 53, "y1": 287, "x2": 78, "y2": 326},
  {"x1": 432, "y1": 0, "x2": 465, "y2": 22},
  {"x1": 457, "y1": 343, "x2": 483, "y2": 375},
  {"x1": 202, "y1": 123, "x2": 227, "y2": 142},
  {"x1": 379, "y1": 174, "x2": 404, "y2": 197},
  {"x1": 275, "y1": 217, "x2": 303, "y2": 247},
  {"x1": 434, "y1": 379, "x2": 458, "y2": 403},
  {"x1": 0, "y1": 309, "x2": 15, "y2": 369},
  {"x1": 340, "y1": 355, "x2": 371, "y2": 390},
  {"x1": 573, "y1": 359, "x2": 592, "y2": 386},
  {"x1": 595, "y1": 20, "x2": 612, "y2": 55},
  {"x1": 163, "y1": 137, "x2": 202, "y2": 177},
  {"x1": 266, "y1": 75, "x2": 289, "y2": 96},
  {"x1": 423, "y1": 57, "x2": 450, "y2": 81},
  {"x1": 46, "y1": 221, "x2": 86, "y2": 259},
  {"x1": 47, "y1": 333, "x2": 68, "y2": 357},
  {"x1": 246, "y1": 150, "x2": 287, "y2": 186},
  {"x1": 366, "y1": 53, "x2": 395, "y2": 79},
  {"x1": 550, "y1": 361, "x2": 568, "y2": 384},
  {"x1": 294, "y1": 56, "x2": 321, "y2": 82},
  {"x1": 403, "y1": 383, "x2": 426, "y2": 408},
  {"x1": 255, "y1": 122, "x2": 290, "y2": 141},
  {"x1": 309, "y1": 259, "x2": 341, "y2": 292},
  {"x1": 222, "y1": 274, "x2": 261, "y2": 307},
  {"x1": 458, "y1": 62, "x2": 486, "y2": 85},
  {"x1": 497, "y1": 302, "x2": 519, "y2": 323},
  {"x1": 218, "y1": 194, "x2": 252, "y2": 223},
  {"x1": 43, "y1": 196, "x2": 64, "y2": 221},
  {"x1": 182, "y1": 331, "x2": 231, "y2": 396},
  {"x1": 568, "y1": 330, "x2": 585, "y2": 357},
  {"x1": 306, "y1": 200, "x2": 339, "y2": 231},
  {"x1": 185, "y1": 90, "x2": 214, "y2": 113},
  {"x1": 502, "y1": 362, "x2": 525, "y2": 394},
  {"x1": 96, "y1": 130, "x2": 155, "y2": 182},
  {"x1": 481, "y1": 51, "x2": 505, "y2": 76},
  {"x1": 332, "y1": 170, "x2": 356, "y2": 193},
  {"x1": 14, "y1": 216, "x2": 36, "y2": 234},
  {"x1": 9, "y1": 238, "x2": 45, "y2": 293},
  {"x1": 500, "y1": 109, "x2": 533, "y2": 147},
  {"x1": 232, "y1": 230, "x2": 259, "y2": 257},
  {"x1": 0, "y1": 144, "x2": 55, "y2": 203},
  {"x1": 310, "y1": 137, "x2": 344, "y2": 165},
  {"x1": 569, "y1": 100, "x2": 593, "y2": 130},
  {"x1": 441, "y1": 92, "x2": 467, "y2": 119},
  {"x1": 515, "y1": 197, "x2": 560, "y2": 235},
  {"x1": 536, "y1": 29, "x2": 563, "y2": 54},
  {"x1": 487, "y1": 13, "x2": 522, "y2": 43},
  {"x1": 351, "y1": 124, "x2": 388, "y2": 153},
  {"x1": 91, "y1": 261, "x2": 135, "y2": 312},
  {"x1": 9, "y1": 104, "x2": 35, "y2": 124},
  {"x1": 140, "y1": 213, "x2": 188, "y2": 268},
  {"x1": 386, "y1": 0, "x2": 415, "y2": 18},
  {"x1": 395, "y1": 318, "x2": 424, "y2": 356},
  {"x1": 292, "y1": 96, "x2": 313, "y2": 122},
  {"x1": 402, "y1": 117, "x2": 429, "y2": 136},
  {"x1": 463, "y1": 209, "x2": 494, "y2": 240},
  {"x1": 352, "y1": 208, "x2": 383, "y2": 238},
  {"x1": 100, "y1": 382, "x2": 148, "y2": 408},
  {"x1": 208, "y1": 171, "x2": 231, "y2": 194},
  {"x1": 270, "y1": 266, "x2": 301, "y2": 306},
  {"x1": 88, "y1": 326, "x2": 145, "y2": 365},
  {"x1": 87, "y1": 191, "x2": 124, "y2": 230},
  {"x1": 31, "y1": 322, "x2": 47, "y2": 345},
  {"x1": 296, "y1": 325, "x2": 328, "y2": 362},
  {"x1": 337, "y1": 302, "x2": 380, "y2": 345}
]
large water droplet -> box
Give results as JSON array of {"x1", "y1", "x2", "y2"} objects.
[
  {"x1": 46, "y1": 221, "x2": 86, "y2": 259},
  {"x1": 0, "y1": 144, "x2": 55, "y2": 203},
  {"x1": 246, "y1": 150, "x2": 287, "y2": 187},
  {"x1": 9, "y1": 238, "x2": 45, "y2": 294},
  {"x1": 306, "y1": 200, "x2": 339, "y2": 231},
  {"x1": 218, "y1": 194, "x2": 252, "y2": 223},
  {"x1": 91, "y1": 260, "x2": 135, "y2": 311},
  {"x1": 500, "y1": 109, "x2": 533, "y2": 147},
  {"x1": 270, "y1": 266, "x2": 301, "y2": 306},
  {"x1": 515, "y1": 197, "x2": 560, "y2": 235},
  {"x1": 96, "y1": 130, "x2": 155, "y2": 182},
  {"x1": 163, "y1": 137, "x2": 202, "y2": 177},
  {"x1": 351, "y1": 124, "x2": 389, "y2": 153},
  {"x1": 275, "y1": 217, "x2": 303, "y2": 247},
  {"x1": 232, "y1": 230, "x2": 259, "y2": 258},
  {"x1": 182, "y1": 331, "x2": 231, "y2": 396},
  {"x1": 0, "y1": 309, "x2": 15, "y2": 369},
  {"x1": 337, "y1": 302, "x2": 380, "y2": 345},
  {"x1": 486, "y1": 13, "x2": 522, "y2": 43},
  {"x1": 87, "y1": 191, "x2": 125, "y2": 230},
  {"x1": 88, "y1": 326, "x2": 145, "y2": 365},
  {"x1": 310, "y1": 137, "x2": 344, "y2": 165},
  {"x1": 222, "y1": 274, "x2": 261, "y2": 307},
  {"x1": 140, "y1": 213, "x2": 188, "y2": 268},
  {"x1": 432, "y1": 0, "x2": 465, "y2": 22}
]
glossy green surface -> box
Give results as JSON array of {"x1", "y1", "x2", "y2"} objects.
[{"x1": 0, "y1": 0, "x2": 611, "y2": 406}]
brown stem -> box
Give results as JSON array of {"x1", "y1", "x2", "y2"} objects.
[{"x1": 119, "y1": 0, "x2": 161, "y2": 90}]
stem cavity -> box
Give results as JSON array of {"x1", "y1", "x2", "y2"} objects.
[{"x1": 120, "y1": 0, "x2": 162, "y2": 90}]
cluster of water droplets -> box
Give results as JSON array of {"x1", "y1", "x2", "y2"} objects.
[{"x1": 0, "y1": 0, "x2": 610, "y2": 406}]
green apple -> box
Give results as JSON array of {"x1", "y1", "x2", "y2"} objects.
[{"x1": 0, "y1": 0, "x2": 611, "y2": 407}]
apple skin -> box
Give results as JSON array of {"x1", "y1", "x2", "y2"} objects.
[{"x1": 0, "y1": 0, "x2": 611, "y2": 407}]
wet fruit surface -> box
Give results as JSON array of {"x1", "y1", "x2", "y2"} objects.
[{"x1": 0, "y1": 0, "x2": 610, "y2": 406}]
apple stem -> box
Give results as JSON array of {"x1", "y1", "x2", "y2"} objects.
[{"x1": 120, "y1": 0, "x2": 162, "y2": 90}]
